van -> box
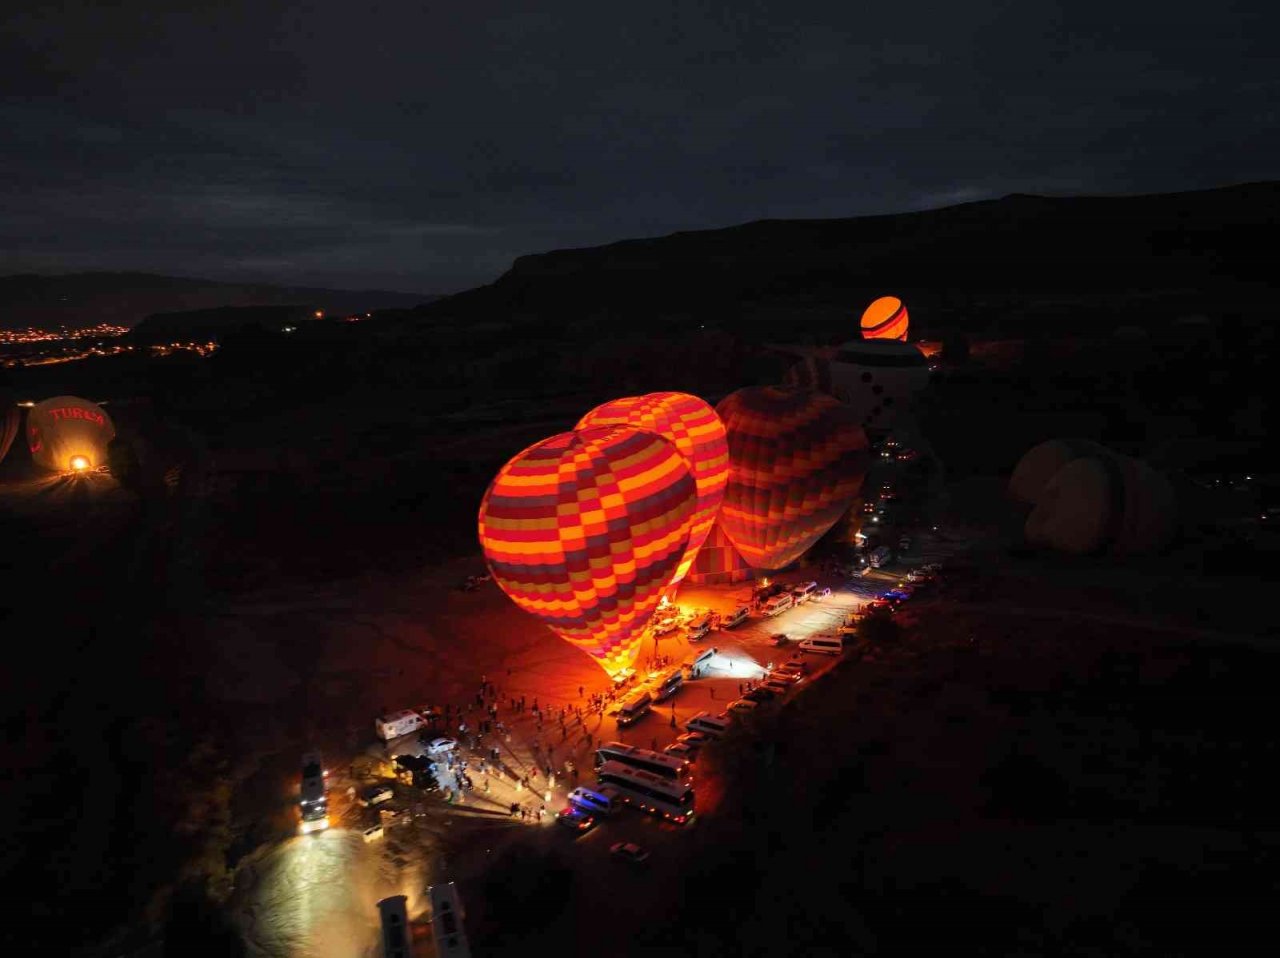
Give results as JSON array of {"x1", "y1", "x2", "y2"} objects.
[
  {"x1": 682, "y1": 647, "x2": 718, "y2": 677},
  {"x1": 687, "y1": 612, "x2": 714, "y2": 640},
  {"x1": 567, "y1": 785, "x2": 621, "y2": 817},
  {"x1": 721, "y1": 605, "x2": 750, "y2": 629},
  {"x1": 616, "y1": 690, "x2": 653, "y2": 726},
  {"x1": 798, "y1": 635, "x2": 843, "y2": 656},
  {"x1": 791, "y1": 581, "x2": 819, "y2": 604},
  {"x1": 687, "y1": 711, "x2": 731, "y2": 737},
  {"x1": 762, "y1": 593, "x2": 794, "y2": 617}
]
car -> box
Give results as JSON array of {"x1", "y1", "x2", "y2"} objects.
[
  {"x1": 880, "y1": 589, "x2": 911, "y2": 602},
  {"x1": 770, "y1": 632, "x2": 791, "y2": 646},
  {"x1": 358, "y1": 784, "x2": 394, "y2": 807},
  {"x1": 782, "y1": 655, "x2": 810, "y2": 674},
  {"x1": 743, "y1": 685, "x2": 776, "y2": 703},
  {"x1": 677, "y1": 731, "x2": 711, "y2": 753},
  {"x1": 425, "y1": 736, "x2": 458, "y2": 754},
  {"x1": 610, "y1": 841, "x2": 651, "y2": 864},
  {"x1": 555, "y1": 805, "x2": 596, "y2": 832},
  {"x1": 768, "y1": 669, "x2": 802, "y2": 685},
  {"x1": 652, "y1": 618, "x2": 679, "y2": 636},
  {"x1": 362, "y1": 824, "x2": 385, "y2": 842},
  {"x1": 761, "y1": 679, "x2": 791, "y2": 696},
  {"x1": 727, "y1": 698, "x2": 759, "y2": 716},
  {"x1": 664, "y1": 742, "x2": 697, "y2": 761}
]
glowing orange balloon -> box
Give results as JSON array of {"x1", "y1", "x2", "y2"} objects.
[
  {"x1": 478, "y1": 426, "x2": 696, "y2": 675},
  {"x1": 577, "y1": 392, "x2": 727, "y2": 591},
  {"x1": 860, "y1": 296, "x2": 909, "y2": 341}
]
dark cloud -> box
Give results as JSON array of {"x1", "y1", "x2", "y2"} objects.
[{"x1": 2, "y1": 1, "x2": 1277, "y2": 292}]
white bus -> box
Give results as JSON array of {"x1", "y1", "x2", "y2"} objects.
[
  {"x1": 615, "y1": 689, "x2": 653, "y2": 726},
  {"x1": 596, "y1": 761, "x2": 695, "y2": 825},
  {"x1": 652, "y1": 667, "x2": 683, "y2": 702},
  {"x1": 595, "y1": 741, "x2": 692, "y2": 783}
]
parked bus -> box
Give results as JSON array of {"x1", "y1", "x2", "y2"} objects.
[
  {"x1": 596, "y1": 760, "x2": 695, "y2": 825},
  {"x1": 652, "y1": 667, "x2": 683, "y2": 702},
  {"x1": 299, "y1": 749, "x2": 329, "y2": 834},
  {"x1": 615, "y1": 689, "x2": 653, "y2": 726},
  {"x1": 595, "y1": 741, "x2": 691, "y2": 783}
]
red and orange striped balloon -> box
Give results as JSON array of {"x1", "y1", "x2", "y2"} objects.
[
  {"x1": 577, "y1": 391, "x2": 728, "y2": 591},
  {"x1": 715, "y1": 386, "x2": 870, "y2": 571},
  {"x1": 478, "y1": 426, "x2": 696, "y2": 675},
  {"x1": 860, "y1": 295, "x2": 909, "y2": 341}
]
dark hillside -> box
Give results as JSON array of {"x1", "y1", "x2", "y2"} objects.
[{"x1": 415, "y1": 182, "x2": 1278, "y2": 342}]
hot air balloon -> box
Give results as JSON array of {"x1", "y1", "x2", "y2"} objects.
[
  {"x1": 861, "y1": 296, "x2": 909, "y2": 341},
  {"x1": 1025, "y1": 453, "x2": 1177, "y2": 555},
  {"x1": 1008, "y1": 438, "x2": 1109, "y2": 505},
  {"x1": 686, "y1": 518, "x2": 753, "y2": 585},
  {"x1": 26, "y1": 396, "x2": 116, "y2": 472},
  {"x1": 783, "y1": 340, "x2": 929, "y2": 432},
  {"x1": 715, "y1": 386, "x2": 870, "y2": 571},
  {"x1": 478, "y1": 426, "x2": 697, "y2": 676},
  {"x1": 577, "y1": 391, "x2": 728, "y2": 591}
]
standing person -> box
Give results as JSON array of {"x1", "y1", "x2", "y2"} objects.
[{"x1": 578, "y1": 685, "x2": 584, "y2": 699}]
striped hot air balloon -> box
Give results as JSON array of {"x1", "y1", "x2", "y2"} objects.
[
  {"x1": 577, "y1": 391, "x2": 728, "y2": 591},
  {"x1": 860, "y1": 296, "x2": 909, "y2": 341},
  {"x1": 715, "y1": 386, "x2": 870, "y2": 571},
  {"x1": 478, "y1": 426, "x2": 697, "y2": 676}
]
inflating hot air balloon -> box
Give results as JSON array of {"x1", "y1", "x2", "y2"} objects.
[
  {"x1": 715, "y1": 386, "x2": 870, "y2": 571},
  {"x1": 1008, "y1": 438, "x2": 1109, "y2": 505},
  {"x1": 784, "y1": 340, "x2": 929, "y2": 431},
  {"x1": 577, "y1": 391, "x2": 727, "y2": 590},
  {"x1": 1024, "y1": 453, "x2": 1177, "y2": 555},
  {"x1": 861, "y1": 296, "x2": 909, "y2": 341},
  {"x1": 478, "y1": 426, "x2": 697, "y2": 676},
  {"x1": 686, "y1": 518, "x2": 753, "y2": 585},
  {"x1": 26, "y1": 395, "x2": 115, "y2": 472}
]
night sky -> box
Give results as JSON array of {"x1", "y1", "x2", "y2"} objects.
[{"x1": 2, "y1": 1, "x2": 1277, "y2": 293}]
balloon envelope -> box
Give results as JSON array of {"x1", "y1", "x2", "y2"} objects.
[
  {"x1": 784, "y1": 340, "x2": 929, "y2": 431},
  {"x1": 577, "y1": 391, "x2": 727, "y2": 590},
  {"x1": 861, "y1": 296, "x2": 909, "y2": 341},
  {"x1": 0, "y1": 404, "x2": 18, "y2": 467},
  {"x1": 1008, "y1": 438, "x2": 1109, "y2": 505},
  {"x1": 715, "y1": 386, "x2": 870, "y2": 571},
  {"x1": 1025, "y1": 453, "x2": 1177, "y2": 555},
  {"x1": 478, "y1": 425, "x2": 696, "y2": 675},
  {"x1": 26, "y1": 396, "x2": 115, "y2": 472}
]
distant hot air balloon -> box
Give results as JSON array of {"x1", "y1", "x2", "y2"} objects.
[
  {"x1": 715, "y1": 386, "x2": 870, "y2": 571},
  {"x1": 478, "y1": 426, "x2": 697, "y2": 676},
  {"x1": 861, "y1": 296, "x2": 909, "y2": 341},
  {"x1": 686, "y1": 518, "x2": 753, "y2": 585},
  {"x1": 1024, "y1": 453, "x2": 1177, "y2": 555},
  {"x1": 26, "y1": 396, "x2": 115, "y2": 472},
  {"x1": 577, "y1": 391, "x2": 728, "y2": 591}
]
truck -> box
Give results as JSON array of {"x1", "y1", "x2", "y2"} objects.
[{"x1": 299, "y1": 749, "x2": 329, "y2": 834}]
